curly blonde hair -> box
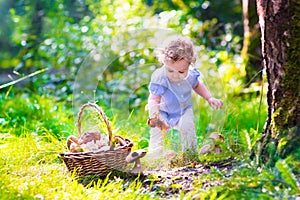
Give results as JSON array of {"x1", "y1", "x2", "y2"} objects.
[{"x1": 157, "y1": 38, "x2": 196, "y2": 64}]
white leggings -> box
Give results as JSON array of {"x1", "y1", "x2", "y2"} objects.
[{"x1": 148, "y1": 108, "x2": 198, "y2": 155}]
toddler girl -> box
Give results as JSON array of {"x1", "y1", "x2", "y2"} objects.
[{"x1": 147, "y1": 37, "x2": 223, "y2": 158}]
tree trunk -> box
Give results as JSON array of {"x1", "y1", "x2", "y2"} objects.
[{"x1": 256, "y1": 0, "x2": 300, "y2": 166}]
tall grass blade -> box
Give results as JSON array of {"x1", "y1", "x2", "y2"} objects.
[{"x1": 0, "y1": 68, "x2": 48, "y2": 89}]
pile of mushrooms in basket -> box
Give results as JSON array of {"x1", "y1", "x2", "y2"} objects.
[{"x1": 66, "y1": 131, "x2": 147, "y2": 174}]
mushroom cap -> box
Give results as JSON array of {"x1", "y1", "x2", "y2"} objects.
[
  {"x1": 126, "y1": 149, "x2": 147, "y2": 163},
  {"x1": 79, "y1": 131, "x2": 101, "y2": 144},
  {"x1": 208, "y1": 132, "x2": 224, "y2": 141},
  {"x1": 70, "y1": 143, "x2": 83, "y2": 153},
  {"x1": 199, "y1": 144, "x2": 212, "y2": 154},
  {"x1": 66, "y1": 135, "x2": 79, "y2": 150}
]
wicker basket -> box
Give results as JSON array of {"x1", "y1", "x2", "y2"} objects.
[{"x1": 59, "y1": 102, "x2": 133, "y2": 177}]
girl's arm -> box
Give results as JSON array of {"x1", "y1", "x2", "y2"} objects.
[
  {"x1": 147, "y1": 94, "x2": 169, "y2": 130},
  {"x1": 147, "y1": 94, "x2": 161, "y2": 117},
  {"x1": 193, "y1": 81, "x2": 213, "y2": 101},
  {"x1": 193, "y1": 82, "x2": 223, "y2": 110}
]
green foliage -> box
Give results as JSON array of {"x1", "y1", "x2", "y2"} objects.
[
  {"x1": 3, "y1": 0, "x2": 91, "y2": 70},
  {"x1": 184, "y1": 161, "x2": 299, "y2": 199},
  {"x1": 0, "y1": 0, "x2": 249, "y2": 122},
  {"x1": 0, "y1": 93, "x2": 74, "y2": 138},
  {"x1": 1, "y1": 0, "x2": 246, "y2": 96},
  {"x1": 275, "y1": 160, "x2": 300, "y2": 194}
]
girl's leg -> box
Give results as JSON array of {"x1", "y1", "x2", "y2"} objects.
[
  {"x1": 148, "y1": 127, "x2": 164, "y2": 158},
  {"x1": 177, "y1": 108, "x2": 198, "y2": 154}
]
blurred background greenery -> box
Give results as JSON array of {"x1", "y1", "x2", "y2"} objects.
[{"x1": 0, "y1": 0, "x2": 265, "y2": 147}]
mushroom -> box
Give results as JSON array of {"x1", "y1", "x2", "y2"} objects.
[
  {"x1": 79, "y1": 131, "x2": 101, "y2": 144},
  {"x1": 208, "y1": 132, "x2": 224, "y2": 141},
  {"x1": 66, "y1": 132, "x2": 106, "y2": 153},
  {"x1": 209, "y1": 133, "x2": 224, "y2": 153},
  {"x1": 69, "y1": 142, "x2": 84, "y2": 153},
  {"x1": 199, "y1": 132, "x2": 225, "y2": 154},
  {"x1": 199, "y1": 144, "x2": 212, "y2": 154},
  {"x1": 67, "y1": 136, "x2": 79, "y2": 150},
  {"x1": 79, "y1": 131, "x2": 102, "y2": 152},
  {"x1": 67, "y1": 135, "x2": 83, "y2": 153},
  {"x1": 125, "y1": 149, "x2": 147, "y2": 173},
  {"x1": 164, "y1": 150, "x2": 177, "y2": 160}
]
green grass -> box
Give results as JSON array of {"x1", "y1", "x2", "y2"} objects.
[
  {"x1": 0, "y1": 93, "x2": 299, "y2": 199},
  {"x1": 0, "y1": 93, "x2": 74, "y2": 139},
  {"x1": 0, "y1": 133, "x2": 152, "y2": 200}
]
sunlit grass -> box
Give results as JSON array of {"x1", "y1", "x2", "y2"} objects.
[
  {"x1": 1, "y1": 133, "x2": 298, "y2": 199},
  {"x1": 0, "y1": 133, "x2": 152, "y2": 200}
]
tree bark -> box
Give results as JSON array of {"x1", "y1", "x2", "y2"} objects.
[{"x1": 256, "y1": 0, "x2": 300, "y2": 165}]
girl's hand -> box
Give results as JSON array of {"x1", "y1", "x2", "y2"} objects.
[
  {"x1": 147, "y1": 117, "x2": 169, "y2": 130},
  {"x1": 147, "y1": 117, "x2": 157, "y2": 128},
  {"x1": 207, "y1": 97, "x2": 223, "y2": 110}
]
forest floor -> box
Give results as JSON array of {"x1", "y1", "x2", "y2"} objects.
[
  {"x1": 141, "y1": 157, "x2": 236, "y2": 198},
  {"x1": 78, "y1": 157, "x2": 236, "y2": 199}
]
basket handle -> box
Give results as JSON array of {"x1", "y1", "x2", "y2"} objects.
[{"x1": 77, "y1": 102, "x2": 114, "y2": 150}]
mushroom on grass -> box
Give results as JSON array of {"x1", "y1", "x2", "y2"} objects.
[
  {"x1": 126, "y1": 149, "x2": 147, "y2": 173},
  {"x1": 199, "y1": 132, "x2": 225, "y2": 154}
]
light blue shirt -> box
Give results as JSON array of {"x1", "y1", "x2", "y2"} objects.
[{"x1": 149, "y1": 66, "x2": 201, "y2": 127}]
